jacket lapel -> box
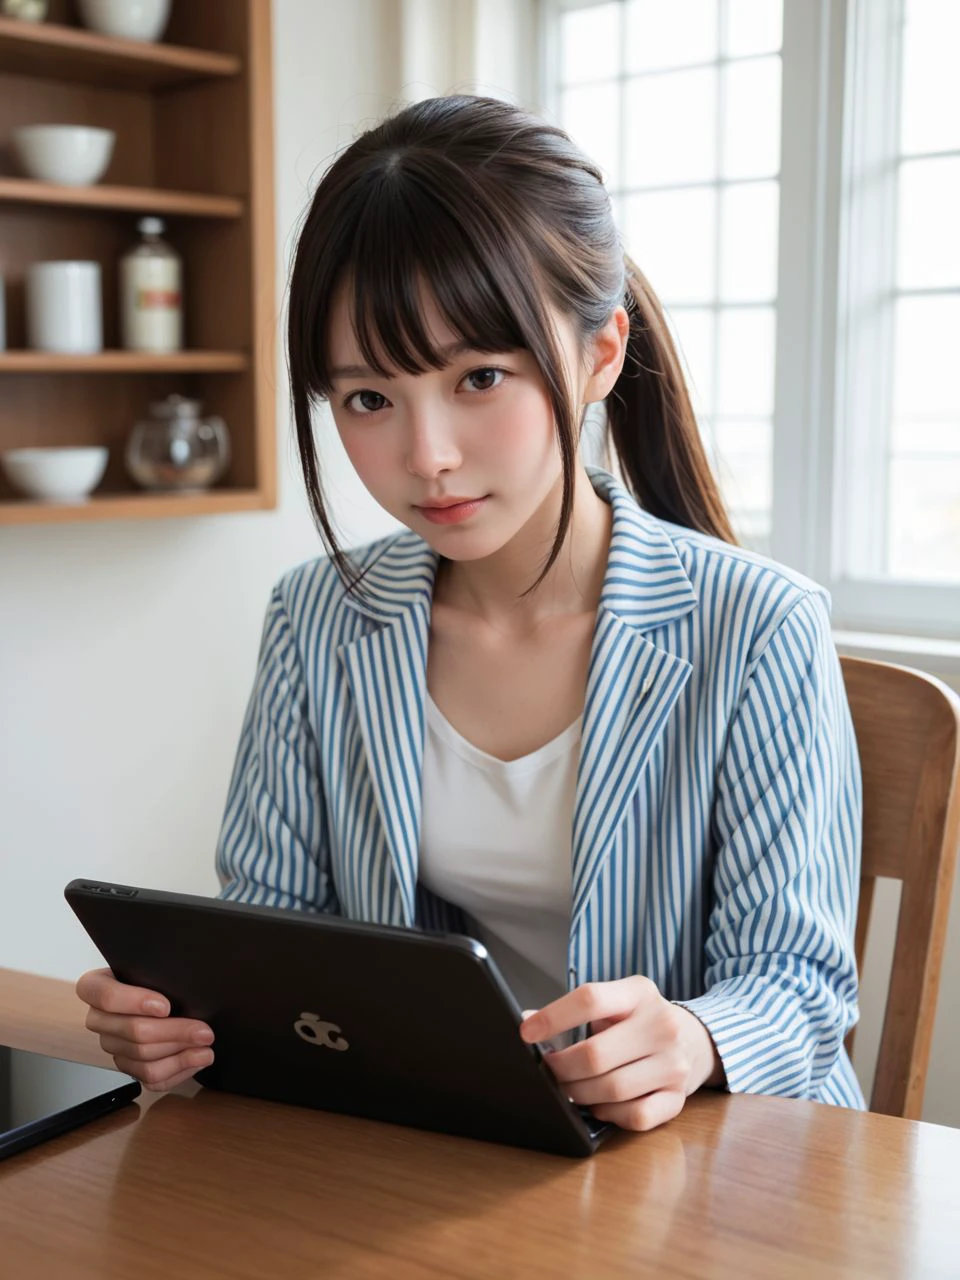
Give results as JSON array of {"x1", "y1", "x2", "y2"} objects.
[
  {"x1": 337, "y1": 534, "x2": 438, "y2": 927},
  {"x1": 570, "y1": 468, "x2": 697, "y2": 935},
  {"x1": 571, "y1": 620, "x2": 692, "y2": 930}
]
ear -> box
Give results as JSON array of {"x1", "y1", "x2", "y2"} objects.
[{"x1": 583, "y1": 306, "x2": 630, "y2": 405}]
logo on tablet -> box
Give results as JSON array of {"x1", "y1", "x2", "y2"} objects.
[{"x1": 294, "y1": 1012, "x2": 350, "y2": 1051}]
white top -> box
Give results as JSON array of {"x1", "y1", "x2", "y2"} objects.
[{"x1": 418, "y1": 692, "x2": 581, "y2": 1017}]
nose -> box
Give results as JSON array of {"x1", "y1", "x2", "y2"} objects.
[{"x1": 404, "y1": 405, "x2": 462, "y2": 480}]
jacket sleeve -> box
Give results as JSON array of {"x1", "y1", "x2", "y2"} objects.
[
  {"x1": 215, "y1": 583, "x2": 339, "y2": 914},
  {"x1": 674, "y1": 590, "x2": 862, "y2": 1099}
]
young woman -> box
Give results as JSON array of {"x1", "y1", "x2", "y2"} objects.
[{"x1": 76, "y1": 95, "x2": 865, "y2": 1130}]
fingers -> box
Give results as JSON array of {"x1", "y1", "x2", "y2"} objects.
[
  {"x1": 520, "y1": 976, "x2": 655, "y2": 1045},
  {"x1": 76, "y1": 966, "x2": 215, "y2": 1091},
  {"x1": 97, "y1": 1034, "x2": 212, "y2": 1063},
  {"x1": 76, "y1": 967, "x2": 169, "y2": 1017},
  {"x1": 591, "y1": 1088, "x2": 686, "y2": 1133},
  {"x1": 112, "y1": 1047, "x2": 214, "y2": 1092},
  {"x1": 563, "y1": 1049, "x2": 690, "y2": 1107},
  {"x1": 543, "y1": 1022, "x2": 621, "y2": 1085},
  {"x1": 144, "y1": 1063, "x2": 211, "y2": 1093},
  {"x1": 545, "y1": 998, "x2": 682, "y2": 1084},
  {"x1": 84, "y1": 1007, "x2": 212, "y2": 1045}
]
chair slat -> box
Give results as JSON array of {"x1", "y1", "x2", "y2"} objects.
[{"x1": 841, "y1": 656, "x2": 960, "y2": 1119}]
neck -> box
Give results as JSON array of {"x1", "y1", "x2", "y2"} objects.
[{"x1": 434, "y1": 466, "x2": 612, "y2": 634}]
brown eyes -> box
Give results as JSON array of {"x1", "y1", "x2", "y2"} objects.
[
  {"x1": 464, "y1": 368, "x2": 502, "y2": 393},
  {"x1": 342, "y1": 367, "x2": 508, "y2": 416}
]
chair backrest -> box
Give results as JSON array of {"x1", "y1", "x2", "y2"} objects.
[{"x1": 841, "y1": 655, "x2": 960, "y2": 1119}]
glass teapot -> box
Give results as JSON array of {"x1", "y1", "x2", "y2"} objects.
[{"x1": 126, "y1": 394, "x2": 231, "y2": 492}]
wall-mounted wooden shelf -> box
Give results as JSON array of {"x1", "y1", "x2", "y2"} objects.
[
  {"x1": 0, "y1": 14, "x2": 240, "y2": 90},
  {"x1": 0, "y1": 0, "x2": 276, "y2": 526},
  {"x1": 0, "y1": 488, "x2": 267, "y2": 526},
  {"x1": 0, "y1": 177, "x2": 243, "y2": 218},
  {"x1": 0, "y1": 351, "x2": 248, "y2": 373}
]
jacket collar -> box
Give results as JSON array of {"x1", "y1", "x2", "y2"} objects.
[
  {"x1": 341, "y1": 466, "x2": 698, "y2": 633},
  {"x1": 336, "y1": 468, "x2": 700, "y2": 933}
]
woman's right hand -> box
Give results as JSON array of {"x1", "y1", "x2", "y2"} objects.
[{"x1": 75, "y1": 967, "x2": 215, "y2": 1092}]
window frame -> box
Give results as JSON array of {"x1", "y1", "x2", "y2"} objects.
[{"x1": 536, "y1": 0, "x2": 960, "y2": 643}]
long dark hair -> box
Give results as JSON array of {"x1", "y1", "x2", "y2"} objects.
[{"x1": 286, "y1": 94, "x2": 735, "y2": 595}]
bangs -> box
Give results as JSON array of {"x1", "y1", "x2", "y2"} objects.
[{"x1": 308, "y1": 158, "x2": 551, "y2": 397}]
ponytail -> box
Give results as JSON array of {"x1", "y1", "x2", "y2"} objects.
[{"x1": 605, "y1": 255, "x2": 737, "y2": 545}]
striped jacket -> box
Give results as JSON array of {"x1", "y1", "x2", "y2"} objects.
[{"x1": 216, "y1": 466, "x2": 866, "y2": 1108}]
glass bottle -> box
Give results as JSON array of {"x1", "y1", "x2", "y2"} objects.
[{"x1": 119, "y1": 216, "x2": 183, "y2": 353}]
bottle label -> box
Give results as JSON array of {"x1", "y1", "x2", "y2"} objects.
[{"x1": 136, "y1": 289, "x2": 181, "y2": 310}]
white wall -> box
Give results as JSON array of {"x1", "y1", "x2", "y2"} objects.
[{"x1": 2, "y1": 0, "x2": 957, "y2": 1131}]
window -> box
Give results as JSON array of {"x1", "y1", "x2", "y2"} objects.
[
  {"x1": 541, "y1": 0, "x2": 960, "y2": 638},
  {"x1": 835, "y1": 0, "x2": 960, "y2": 633}
]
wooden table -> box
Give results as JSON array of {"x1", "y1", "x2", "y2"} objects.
[{"x1": 1, "y1": 968, "x2": 958, "y2": 1279}]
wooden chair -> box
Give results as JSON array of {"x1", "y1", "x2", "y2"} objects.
[{"x1": 841, "y1": 655, "x2": 960, "y2": 1119}]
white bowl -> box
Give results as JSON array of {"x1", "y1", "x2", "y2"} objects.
[
  {"x1": 77, "y1": 0, "x2": 171, "y2": 42},
  {"x1": 12, "y1": 125, "x2": 116, "y2": 187},
  {"x1": 1, "y1": 447, "x2": 109, "y2": 503}
]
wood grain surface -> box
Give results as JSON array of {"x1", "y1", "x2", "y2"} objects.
[{"x1": 1, "y1": 968, "x2": 958, "y2": 1280}]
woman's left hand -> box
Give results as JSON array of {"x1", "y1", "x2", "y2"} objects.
[{"x1": 519, "y1": 975, "x2": 726, "y2": 1132}]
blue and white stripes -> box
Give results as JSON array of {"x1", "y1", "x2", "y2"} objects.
[{"x1": 216, "y1": 465, "x2": 865, "y2": 1109}]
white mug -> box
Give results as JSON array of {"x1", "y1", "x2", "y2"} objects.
[{"x1": 26, "y1": 261, "x2": 103, "y2": 354}]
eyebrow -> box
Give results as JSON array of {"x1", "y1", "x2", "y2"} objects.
[{"x1": 329, "y1": 339, "x2": 486, "y2": 381}]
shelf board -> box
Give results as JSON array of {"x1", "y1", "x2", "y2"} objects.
[
  {"x1": 0, "y1": 16, "x2": 241, "y2": 90},
  {"x1": 0, "y1": 351, "x2": 248, "y2": 373},
  {"x1": 0, "y1": 177, "x2": 243, "y2": 219},
  {"x1": 0, "y1": 488, "x2": 267, "y2": 526}
]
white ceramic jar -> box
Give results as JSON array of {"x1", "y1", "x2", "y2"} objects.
[{"x1": 26, "y1": 261, "x2": 103, "y2": 354}]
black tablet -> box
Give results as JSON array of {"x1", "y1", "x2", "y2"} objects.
[
  {"x1": 0, "y1": 1044, "x2": 141, "y2": 1160},
  {"x1": 64, "y1": 879, "x2": 612, "y2": 1158}
]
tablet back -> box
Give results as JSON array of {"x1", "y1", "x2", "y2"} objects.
[{"x1": 65, "y1": 881, "x2": 602, "y2": 1157}]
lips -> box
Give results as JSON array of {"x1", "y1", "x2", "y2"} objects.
[
  {"x1": 416, "y1": 496, "x2": 488, "y2": 525},
  {"x1": 418, "y1": 497, "x2": 481, "y2": 509}
]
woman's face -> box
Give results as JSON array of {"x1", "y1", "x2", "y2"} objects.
[{"x1": 325, "y1": 281, "x2": 588, "y2": 562}]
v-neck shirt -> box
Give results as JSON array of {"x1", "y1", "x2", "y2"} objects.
[{"x1": 418, "y1": 692, "x2": 582, "y2": 1016}]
